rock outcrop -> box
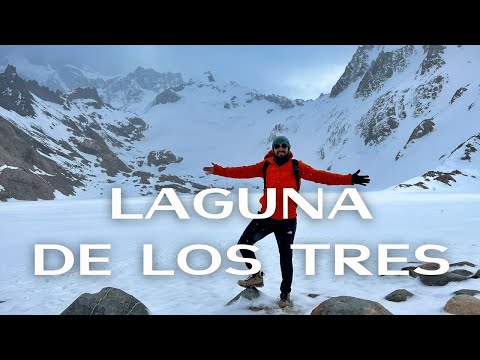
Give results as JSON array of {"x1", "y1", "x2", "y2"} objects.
[{"x1": 61, "y1": 287, "x2": 148, "y2": 315}]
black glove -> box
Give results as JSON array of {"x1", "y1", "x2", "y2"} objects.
[{"x1": 352, "y1": 169, "x2": 370, "y2": 186}]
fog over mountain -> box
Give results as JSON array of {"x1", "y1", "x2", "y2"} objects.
[{"x1": 1, "y1": 45, "x2": 479, "y2": 201}]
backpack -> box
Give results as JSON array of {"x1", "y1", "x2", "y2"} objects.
[{"x1": 263, "y1": 159, "x2": 300, "y2": 191}]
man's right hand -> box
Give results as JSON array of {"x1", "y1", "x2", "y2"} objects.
[{"x1": 203, "y1": 163, "x2": 216, "y2": 175}]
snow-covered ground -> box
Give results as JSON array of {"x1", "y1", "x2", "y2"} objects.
[{"x1": 1, "y1": 189, "x2": 479, "y2": 315}]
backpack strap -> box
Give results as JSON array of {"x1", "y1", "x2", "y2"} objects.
[
  {"x1": 292, "y1": 159, "x2": 300, "y2": 191},
  {"x1": 263, "y1": 160, "x2": 270, "y2": 191},
  {"x1": 263, "y1": 159, "x2": 301, "y2": 191}
]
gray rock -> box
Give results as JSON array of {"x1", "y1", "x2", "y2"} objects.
[
  {"x1": 421, "y1": 170, "x2": 463, "y2": 186},
  {"x1": 401, "y1": 262, "x2": 441, "y2": 277},
  {"x1": 444, "y1": 294, "x2": 480, "y2": 315},
  {"x1": 104, "y1": 117, "x2": 147, "y2": 142},
  {"x1": 450, "y1": 86, "x2": 468, "y2": 104},
  {"x1": 401, "y1": 266, "x2": 420, "y2": 278},
  {"x1": 452, "y1": 289, "x2": 480, "y2": 296},
  {"x1": 472, "y1": 270, "x2": 480, "y2": 279},
  {"x1": 204, "y1": 71, "x2": 215, "y2": 82},
  {"x1": 451, "y1": 269, "x2": 474, "y2": 277},
  {"x1": 450, "y1": 261, "x2": 476, "y2": 267},
  {"x1": 419, "y1": 272, "x2": 470, "y2": 286},
  {"x1": 61, "y1": 287, "x2": 148, "y2": 315},
  {"x1": 147, "y1": 150, "x2": 183, "y2": 167},
  {"x1": 226, "y1": 288, "x2": 261, "y2": 306},
  {"x1": 418, "y1": 262, "x2": 441, "y2": 271},
  {"x1": 153, "y1": 89, "x2": 181, "y2": 105},
  {"x1": 456, "y1": 139, "x2": 479, "y2": 162},
  {"x1": 396, "y1": 181, "x2": 429, "y2": 190},
  {"x1": 311, "y1": 296, "x2": 393, "y2": 315},
  {"x1": 245, "y1": 92, "x2": 295, "y2": 109},
  {"x1": 133, "y1": 171, "x2": 153, "y2": 184},
  {"x1": 404, "y1": 118, "x2": 435, "y2": 147},
  {"x1": 385, "y1": 289, "x2": 414, "y2": 302}
]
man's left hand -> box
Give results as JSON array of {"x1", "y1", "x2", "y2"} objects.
[{"x1": 352, "y1": 169, "x2": 370, "y2": 186}]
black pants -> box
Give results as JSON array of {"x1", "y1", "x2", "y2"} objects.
[{"x1": 238, "y1": 217, "x2": 297, "y2": 294}]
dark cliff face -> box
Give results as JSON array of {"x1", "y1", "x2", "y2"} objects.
[
  {"x1": 130, "y1": 67, "x2": 184, "y2": 91},
  {"x1": 0, "y1": 67, "x2": 151, "y2": 201},
  {"x1": 0, "y1": 116, "x2": 84, "y2": 201},
  {"x1": 355, "y1": 46, "x2": 415, "y2": 98},
  {"x1": 153, "y1": 88, "x2": 182, "y2": 105},
  {"x1": 26, "y1": 79, "x2": 64, "y2": 105},
  {"x1": 357, "y1": 90, "x2": 406, "y2": 146},
  {"x1": 67, "y1": 87, "x2": 103, "y2": 102},
  {"x1": 67, "y1": 87, "x2": 104, "y2": 109},
  {"x1": 418, "y1": 45, "x2": 446, "y2": 76},
  {"x1": 447, "y1": 134, "x2": 480, "y2": 162},
  {"x1": 104, "y1": 67, "x2": 184, "y2": 94},
  {"x1": 0, "y1": 65, "x2": 36, "y2": 117},
  {"x1": 330, "y1": 45, "x2": 374, "y2": 98},
  {"x1": 331, "y1": 45, "x2": 446, "y2": 99}
]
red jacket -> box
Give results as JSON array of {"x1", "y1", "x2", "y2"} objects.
[{"x1": 213, "y1": 150, "x2": 353, "y2": 220}]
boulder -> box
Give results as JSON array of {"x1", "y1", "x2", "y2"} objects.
[
  {"x1": 385, "y1": 289, "x2": 414, "y2": 302},
  {"x1": 61, "y1": 287, "x2": 148, "y2": 315},
  {"x1": 311, "y1": 296, "x2": 392, "y2": 315},
  {"x1": 226, "y1": 288, "x2": 261, "y2": 306},
  {"x1": 450, "y1": 269, "x2": 473, "y2": 277},
  {"x1": 419, "y1": 272, "x2": 469, "y2": 286},
  {"x1": 444, "y1": 295, "x2": 480, "y2": 315},
  {"x1": 452, "y1": 289, "x2": 480, "y2": 296}
]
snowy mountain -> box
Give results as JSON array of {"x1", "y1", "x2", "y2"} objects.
[
  {"x1": 0, "y1": 45, "x2": 479, "y2": 201},
  {"x1": 0, "y1": 59, "x2": 184, "y2": 111}
]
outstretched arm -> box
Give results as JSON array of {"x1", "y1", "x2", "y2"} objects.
[
  {"x1": 299, "y1": 162, "x2": 353, "y2": 185},
  {"x1": 203, "y1": 161, "x2": 264, "y2": 179}
]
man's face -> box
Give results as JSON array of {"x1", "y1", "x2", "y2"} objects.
[{"x1": 273, "y1": 143, "x2": 289, "y2": 157}]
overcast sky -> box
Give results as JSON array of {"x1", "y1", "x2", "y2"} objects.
[{"x1": 0, "y1": 45, "x2": 358, "y2": 99}]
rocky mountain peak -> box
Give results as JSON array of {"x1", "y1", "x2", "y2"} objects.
[
  {"x1": 330, "y1": 45, "x2": 375, "y2": 97},
  {"x1": 204, "y1": 71, "x2": 215, "y2": 82},
  {"x1": 132, "y1": 66, "x2": 156, "y2": 77},
  {"x1": 127, "y1": 67, "x2": 184, "y2": 91},
  {"x1": 355, "y1": 45, "x2": 415, "y2": 98},
  {"x1": 0, "y1": 64, "x2": 35, "y2": 116},
  {"x1": 3, "y1": 64, "x2": 18, "y2": 77},
  {"x1": 68, "y1": 86, "x2": 103, "y2": 102}
]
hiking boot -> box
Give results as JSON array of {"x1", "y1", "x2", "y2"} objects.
[
  {"x1": 278, "y1": 292, "x2": 292, "y2": 308},
  {"x1": 238, "y1": 271, "x2": 264, "y2": 288}
]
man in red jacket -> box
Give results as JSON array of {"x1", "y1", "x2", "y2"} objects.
[{"x1": 203, "y1": 135, "x2": 370, "y2": 307}]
